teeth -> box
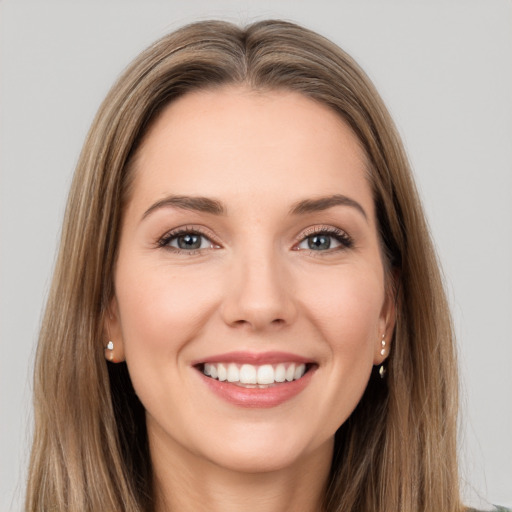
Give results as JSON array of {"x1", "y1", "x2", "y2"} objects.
[
  {"x1": 201, "y1": 362, "x2": 308, "y2": 385},
  {"x1": 240, "y1": 364, "x2": 257, "y2": 384},
  {"x1": 275, "y1": 364, "x2": 286, "y2": 382},
  {"x1": 257, "y1": 364, "x2": 274, "y2": 385},
  {"x1": 217, "y1": 363, "x2": 227, "y2": 382},
  {"x1": 294, "y1": 364, "x2": 306, "y2": 380},
  {"x1": 227, "y1": 363, "x2": 239, "y2": 382}
]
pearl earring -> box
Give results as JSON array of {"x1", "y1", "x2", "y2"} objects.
[
  {"x1": 379, "y1": 334, "x2": 387, "y2": 379},
  {"x1": 105, "y1": 340, "x2": 115, "y2": 362},
  {"x1": 380, "y1": 334, "x2": 386, "y2": 356}
]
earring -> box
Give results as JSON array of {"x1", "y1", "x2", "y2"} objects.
[
  {"x1": 379, "y1": 334, "x2": 387, "y2": 379},
  {"x1": 105, "y1": 340, "x2": 115, "y2": 362}
]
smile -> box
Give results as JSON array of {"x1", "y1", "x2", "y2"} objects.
[
  {"x1": 193, "y1": 352, "x2": 317, "y2": 408},
  {"x1": 201, "y1": 362, "x2": 308, "y2": 387}
]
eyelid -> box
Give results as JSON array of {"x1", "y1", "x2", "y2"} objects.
[
  {"x1": 156, "y1": 225, "x2": 222, "y2": 250},
  {"x1": 293, "y1": 225, "x2": 353, "y2": 251},
  {"x1": 155, "y1": 223, "x2": 352, "y2": 253},
  {"x1": 295, "y1": 224, "x2": 351, "y2": 241}
]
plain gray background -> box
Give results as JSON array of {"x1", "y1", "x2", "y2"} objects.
[{"x1": 1, "y1": 1, "x2": 511, "y2": 510}]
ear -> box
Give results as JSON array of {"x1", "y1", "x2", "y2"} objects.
[
  {"x1": 103, "y1": 297, "x2": 126, "y2": 363},
  {"x1": 374, "y1": 272, "x2": 398, "y2": 365}
]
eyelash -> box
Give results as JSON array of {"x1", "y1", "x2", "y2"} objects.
[
  {"x1": 156, "y1": 225, "x2": 353, "y2": 255},
  {"x1": 294, "y1": 226, "x2": 353, "y2": 254},
  {"x1": 157, "y1": 226, "x2": 219, "y2": 255}
]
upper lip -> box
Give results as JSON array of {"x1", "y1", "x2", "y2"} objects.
[{"x1": 191, "y1": 351, "x2": 314, "y2": 366}]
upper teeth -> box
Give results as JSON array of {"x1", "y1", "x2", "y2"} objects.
[{"x1": 203, "y1": 363, "x2": 307, "y2": 385}]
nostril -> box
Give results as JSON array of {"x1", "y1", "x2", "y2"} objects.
[
  {"x1": 232, "y1": 319, "x2": 250, "y2": 326},
  {"x1": 231, "y1": 317, "x2": 285, "y2": 326}
]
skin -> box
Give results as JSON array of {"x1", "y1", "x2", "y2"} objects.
[{"x1": 107, "y1": 86, "x2": 395, "y2": 512}]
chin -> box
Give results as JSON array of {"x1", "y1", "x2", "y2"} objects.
[
  {"x1": 198, "y1": 429, "x2": 332, "y2": 474},
  {"x1": 210, "y1": 449, "x2": 296, "y2": 474}
]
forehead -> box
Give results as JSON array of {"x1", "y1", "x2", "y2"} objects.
[{"x1": 129, "y1": 86, "x2": 372, "y2": 215}]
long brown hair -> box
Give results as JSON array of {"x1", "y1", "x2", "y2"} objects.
[{"x1": 26, "y1": 20, "x2": 462, "y2": 512}]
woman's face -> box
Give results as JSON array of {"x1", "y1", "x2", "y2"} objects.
[{"x1": 109, "y1": 86, "x2": 394, "y2": 474}]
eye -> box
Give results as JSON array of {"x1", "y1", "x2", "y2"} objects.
[
  {"x1": 296, "y1": 228, "x2": 353, "y2": 252},
  {"x1": 298, "y1": 234, "x2": 340, "y2": 251},
  {"x1": 158, "y1": 228, "x2": 219, "y2": 253},
  {"x1": 170, "y1": 233, "x2": 211, "y2": 250}
]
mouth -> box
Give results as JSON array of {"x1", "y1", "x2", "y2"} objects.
[
  {"x1": 196, "y1": 361, "x2": 315, "y2": 388},
  {"x1": 192, "y1": 351, "x2": 317, "y2": 407}
]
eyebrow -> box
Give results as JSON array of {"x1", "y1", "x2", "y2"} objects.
[
  {"x1": 142, "y1": 195, "x2": 225, "y2": 219},
  {"x1": 142, "y1": 193, "x2": 367, "y2": 221},
  {"x1": 289, "y1": 194, "x2": 368, "y2": 221}
]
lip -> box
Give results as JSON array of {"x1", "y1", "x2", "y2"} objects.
[
  {"x1": 192, "y1": 352, "x2": 317, "y2": 408},
  {"x1": 191, "y1": 351, "x2": 313, "y2": 366}
]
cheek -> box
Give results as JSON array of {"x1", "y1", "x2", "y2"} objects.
[
  {"x1": 113, "y1": 261, "x2": 224, "y2": 426},
  {"x1": 299, "y1": 264, "x2": 384, "y2": 359},
  {"x1": 115, "y1": 262, "x2": 222, "y2": 357},
  {"x1": 287, "y1": 263, "x2": 386, "y2": 439}
]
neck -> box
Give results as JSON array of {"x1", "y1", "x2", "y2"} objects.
[{"x1": 150, "y1": 430, "x2": 333, "y2": 512}]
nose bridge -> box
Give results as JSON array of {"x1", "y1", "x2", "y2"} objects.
[{"x1": 221, "y1": 234, "x2": 296, "y2": 330}]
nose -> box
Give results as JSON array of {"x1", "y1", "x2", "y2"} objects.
[{"x1": 220, "y1": 247, "x2": 297, "y2": 331}]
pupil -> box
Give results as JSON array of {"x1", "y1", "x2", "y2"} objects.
[
  {"x1": 308, "y1": 235, "x2": 331, "y2": 250},
  {"x1": 178, "y1": 234, "x2": 201, "y2": 250}
]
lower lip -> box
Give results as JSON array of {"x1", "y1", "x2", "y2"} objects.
[{"x1": 198, "y1": 368, "x2": 315, "y2": 408}]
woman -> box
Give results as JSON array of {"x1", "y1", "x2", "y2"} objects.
[{"x1": 25, "y1": 19, "x2": 501, "y2": 512}]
